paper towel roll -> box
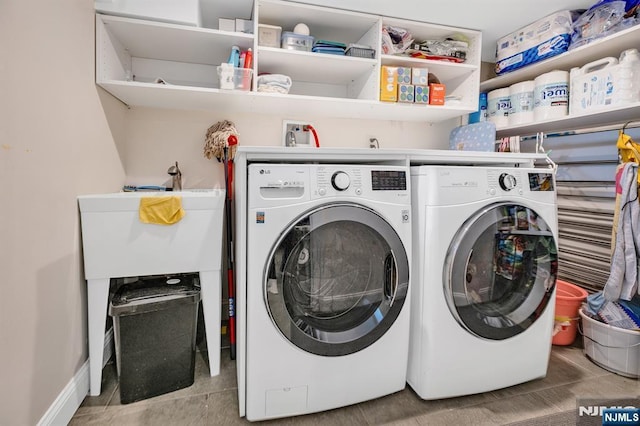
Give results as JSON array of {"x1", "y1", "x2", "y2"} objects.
[
  {"x1": 488, "y1": 88, "x2": 510, "y2": 128},
  {"x1": 534, "y1": 70, "x2": 569, "y2": 120},
  {"x1": 508, "y1": 80, "x2": 535, "y2": 125}
]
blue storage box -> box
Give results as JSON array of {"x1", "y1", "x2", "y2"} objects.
[{"x1": 449, "y1": 122, "x2": 496, "y2": 151}]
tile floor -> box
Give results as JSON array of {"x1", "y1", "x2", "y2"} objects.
[{"x1": 70, "y1": 331, "x2": 638, "y2": 426}]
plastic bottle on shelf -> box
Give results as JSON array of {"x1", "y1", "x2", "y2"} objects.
[{"x1": 617, "y1": 48, "x2": 640, "y2": 105}]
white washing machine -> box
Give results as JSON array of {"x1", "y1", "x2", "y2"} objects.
[
  {"x1": 245, "y1": 163, "x2": 412, "y2": 421},
  {"x1": 408, "y1": 165, "x2": 558, "y2": 399}
]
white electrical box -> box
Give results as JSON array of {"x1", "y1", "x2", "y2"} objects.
[{"x1": 282, "y1": 121, "x2": 315, "y2": 147}]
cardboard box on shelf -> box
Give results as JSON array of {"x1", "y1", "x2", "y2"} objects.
[
  {"x1": 429, "y1": 83, "x2": 445, "y2": 105},
  {"x1": 415, "y1": 85, "x2": 429, "y2": 103},
  {"x1": 219, "y1": 18, "x2": 235, "y2": 32},
  {"x1": 397, "y1": 67, "x2": 412, "y2": 84},
  {"x1": 236, "y1": 18, "x2": 253, "y2": 34},
  {"x1": 258, "y1": 24, "x2": 282, "y2": 48},
  {"x1": 380, "y1": 66, "x2": 398, "y2": 102},
  {"x1": 412, "y1": 68, "x2": 429, "y2": 85},
  {"x1": 398, "y1": 84, "x2": 415, "y2": 103}
]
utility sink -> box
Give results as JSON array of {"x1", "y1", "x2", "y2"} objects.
[
  {"x1": 78, "y1": 189, "x2": 225, "y2": 280},
  {"x1": 78, "y1": 189, "x2": 227, "y2": 396}
]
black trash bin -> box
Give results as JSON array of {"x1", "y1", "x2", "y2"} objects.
[{"x1": 109, "y1": 273, "x2": 201, "y2": 404}]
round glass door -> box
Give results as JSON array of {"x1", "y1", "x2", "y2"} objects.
[
  {"x1": 264, "y1": 203, "x2": 409, "y2": 356},
  {"x1": 444, "y1": 202, "x2": 557, "y2": 340}
]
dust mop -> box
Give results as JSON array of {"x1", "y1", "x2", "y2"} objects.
[{"x1": 204, "y1": 120, "x2": 239, "y2": 360}]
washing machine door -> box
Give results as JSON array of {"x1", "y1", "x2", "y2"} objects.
[
  {"x1": 264, "y1": 203, "x2": 409, "y2": 356},
  {"x1": 444, "y1": 202, "x2": 557, "y2": 340}
]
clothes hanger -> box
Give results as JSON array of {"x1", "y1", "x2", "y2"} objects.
[
  {"x1": 616, "y1": 121, "x2": 640, "y2": 186},
  {"x1": 617, "y1": 121, "x2": 640, "y2": 164}
]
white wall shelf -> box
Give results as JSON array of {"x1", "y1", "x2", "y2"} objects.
[
  {"x1": 481, "y1": 24, "x2": 640, "y2": 138},
  {"x1": 95, "y1": 0, "x2": 481, "y2": 123},
  {"x1": 496, "y1": 102, "x2": 640, "y2": 138},
  {"x1": 257, "y1": 48, "x2": 377, "y2": 86},
  {"x1": 99, "y1": 80, "x2": 474, "y2": 121},
  {"x1": 481, "y1": 25, "x2": 640, "y2": 93}
]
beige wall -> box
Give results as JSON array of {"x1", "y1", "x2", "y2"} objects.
[
  {"x1": 122, "y1": 108, "x2": 456, "y2": 189},
  {"x1": 0, "y1": 1, "x2": 126, "y2": 424},
  {"x1": 0, "y1": 1, "x2": 457, "y2": 424}
]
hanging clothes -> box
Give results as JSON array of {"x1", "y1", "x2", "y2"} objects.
[{"x1": 602, "y1": 130, "x2": 640, "y2": 301}]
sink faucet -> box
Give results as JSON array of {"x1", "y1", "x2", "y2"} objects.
[{"x1": 167, "y1": 161, "x2": 182, "y2": 191}]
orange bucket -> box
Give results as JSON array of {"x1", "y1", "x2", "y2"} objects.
[{"x1": 552, "y1": 280, "x2": 589, "y2": 345}]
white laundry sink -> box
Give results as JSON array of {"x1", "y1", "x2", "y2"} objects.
[{"x1": 78, "y1": 189, "x2": 225, "y2": 280}]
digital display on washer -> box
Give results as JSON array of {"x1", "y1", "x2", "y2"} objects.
[
  {"x1": 528, "y1": 172, "x2": 554, "y2": 191},
  {"x1": 371, "y1": 170, "x2": 407, "y2": 190}
]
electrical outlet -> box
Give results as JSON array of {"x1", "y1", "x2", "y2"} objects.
[{"x1": 282, "y1": 120, "x2": 315, "y2": 147}]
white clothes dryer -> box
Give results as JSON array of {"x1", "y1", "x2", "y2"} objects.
[
  {"x1": 245, "y1": 163, "x2": 412, "y2": 421},
  {"x1": 408, "y1": 165, "x2": 558, "y2": 399}
]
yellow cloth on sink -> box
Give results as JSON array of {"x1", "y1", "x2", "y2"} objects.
[{"x1": 139, "y1": 196, "x2": 185, "y2": 225}]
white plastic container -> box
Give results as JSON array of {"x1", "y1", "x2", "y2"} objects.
[
  {"x1": 570, "y1": 50, "x2": 640, "y2": 115},
  {"x1": 217, "y1": 66, "x2": 253, "y2": 91},
  {"x1": 534, "y1": 70, "x2": 569, "y2": 120},
  {"x1": 580, "y1": 308, "x2": 640, "y2": 378},
  {"x1": 508, "y1": 80, "x2": 535, "y2": 125},
  {"x1": 487, "y1": 88, "x2": 510, "y2": 128},
  {"x1": 617, "y1": 48, "x2": 640, "y2": 105},
  {"x1": 258, "y1": 24, "x2": 282, "y2": 48},
  {"x1": 569, "y1": 57, "x2": 619, "y2": 114}
]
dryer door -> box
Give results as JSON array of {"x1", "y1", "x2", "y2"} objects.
[
  {"x1": 444, "y1": 202, "x2": 557, "y2": 340},
  {"x1": 264, "y1": 203, "x2": 409, "y2": 356}
]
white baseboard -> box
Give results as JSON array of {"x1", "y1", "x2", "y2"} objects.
[{"x1": 38, "y1": 328, "x2": 114, "y2": 426}]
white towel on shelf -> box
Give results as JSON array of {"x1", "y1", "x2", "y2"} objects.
[{"x1": 603, "y1": 162, "x2": 640, "y2": 301}]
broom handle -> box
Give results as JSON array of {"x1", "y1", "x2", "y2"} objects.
[{"x1": 223, "y1": 147, "x2": 236, "y2": 360}]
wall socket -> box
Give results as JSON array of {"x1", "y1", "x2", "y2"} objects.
[{"x1": 283, "y1": 120, "x2": 314, "y2": 147}]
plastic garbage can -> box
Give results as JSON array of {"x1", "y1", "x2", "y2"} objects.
[
  {"x1": 552, "y1": 280, "x2": 588, "y2": 346},
  {"x1": 109, "y1": 273, "x2": 201, "y2": 404}
]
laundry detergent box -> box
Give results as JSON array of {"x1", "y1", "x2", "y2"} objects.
[
  {"x1": 398, "y1": 84, "x2": 415, "y2": 103},
  {"x1": 414, "y1": 85, "x2": 429, "y2": 103},
  {"x1": 429, "y1": 83, "x2": 445, "y2": 105},
  {"x1": 495, "y1": 10, "x2": 575, "y2": 75},
  {"x1": 397, "y1": 67, "x2": 412, "y2": 84},
  {"x1": 411, "y1": 67, "x2": 429, "y2": 85},
  {"x1": 380, "y1": 66, "x2": 398, "y2": 102}
]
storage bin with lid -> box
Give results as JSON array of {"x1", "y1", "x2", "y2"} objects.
[
  {"x1": 109, "y1": 273, "x2": 201, "y2": 404},
  {"x1": 281, "y1": 31, "x2": 314, "y2": 51},
  {"x1": 258, "y1": 24, "x2": 282, "y2": 48}
]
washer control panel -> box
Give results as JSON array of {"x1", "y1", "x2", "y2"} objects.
[
  {"x1": 331, "y1": 171, "x2": 351, "y2": 191},
  {"x1": 498, "y1": 172, "x2": 518, "y2": 191},
  {"x1": 315, "y1": 166, "x2": 407, "y2": 198},
  {"x1": 488, "y1": 169, "x2": 523, "y2": 195},
  {"x1": 248, "y1": 163, "x2": 409, "y2": 208}
]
